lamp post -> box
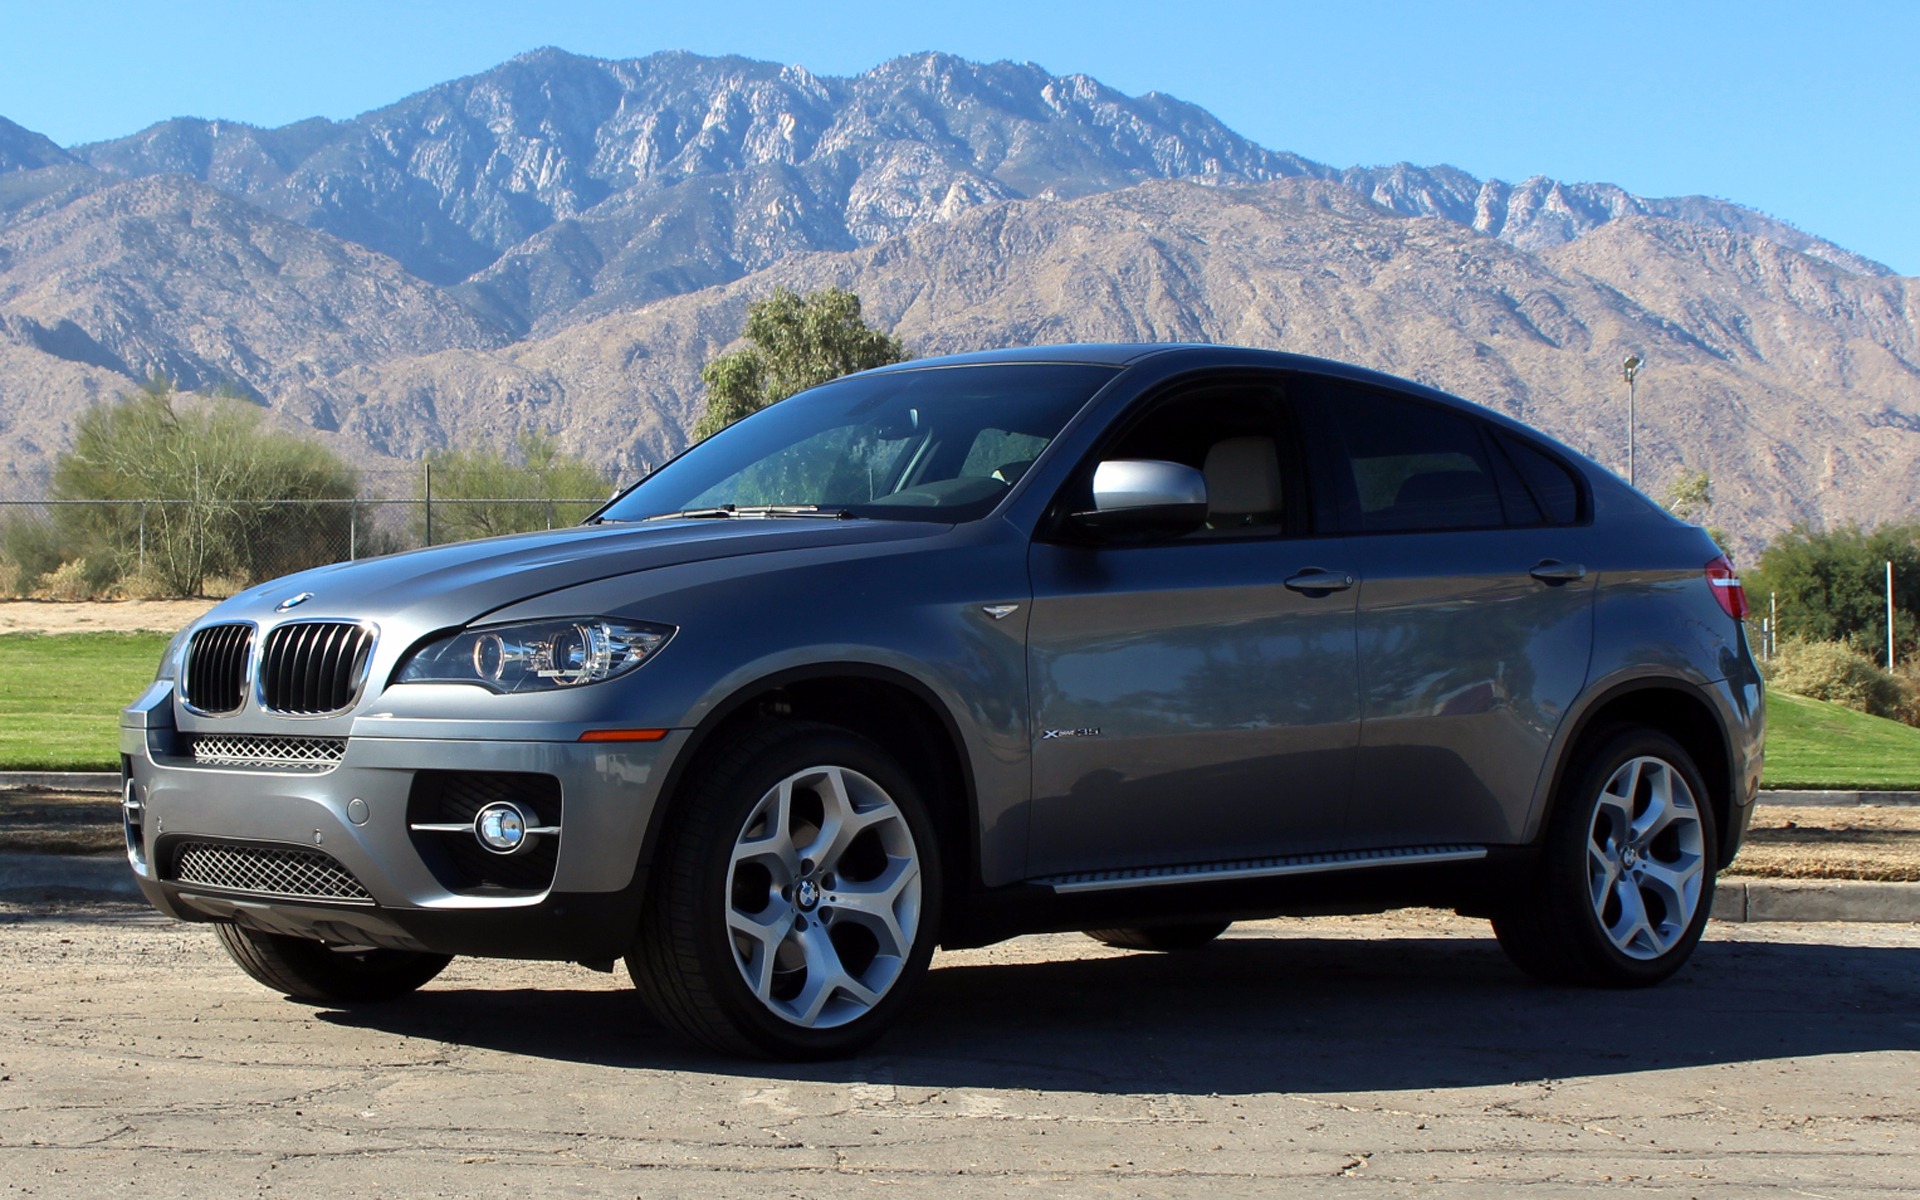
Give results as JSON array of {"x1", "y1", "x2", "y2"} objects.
[{"x1": 1621, "y1": 353, "x2": 1643, "y2": 489}]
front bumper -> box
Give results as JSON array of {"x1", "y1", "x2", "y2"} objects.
[{"x1": 121, "y1": 712, "x2": 685, "y2": 961}]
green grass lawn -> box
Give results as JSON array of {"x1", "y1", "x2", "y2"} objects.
[
  {"x1": 1760, "y1": 690, "x2": 1920, "y2": 791},
  {"x1": 0, "y1": 632, "x2": 169, "y2": 771},
  {"x1": 5, "y1": 632, "x2": 1920, "y2": 788}
]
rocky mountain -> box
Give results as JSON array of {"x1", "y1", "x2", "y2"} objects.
[
  {"x1": 0, "y1": 49, "x2": 1911, "y2": 553},
  {"x1": 0, "y1": 117, "x2": 75, "y2": 174},
  {"x1": 65, "y1": 49, "x2": 1880, "y2": 332},
  {"x1": 0, "y1": 173, "x2": 506, "y2": 394},
  {"x1": 271, "y1": 180, "x2": 1920, "y2": 551}
]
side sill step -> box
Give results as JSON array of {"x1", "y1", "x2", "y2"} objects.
[{"x1": 1034, "y1": 844, "x2": 1489, "y2": 894}]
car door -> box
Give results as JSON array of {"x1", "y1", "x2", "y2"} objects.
[
  {"x1": 1315, "y1": 377, "x2": 1598, "y2": 849},
  {"x1": 1023, "y1": 374, "x2": 1362, "y2": 877}
]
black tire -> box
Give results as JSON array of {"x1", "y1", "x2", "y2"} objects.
[
  {"x1": 1086, "y1": 922, "x2": 1232, "y2": 952},
  {"x1": 213, "y1": 922, "x2": 452, "y2": 1004},
  {"x1": 1494, "y1": 726, "x2": 1719, "y2": 987},
  {"x1": 627, "y1": 721, "x2": 944, "y2": 1059}
]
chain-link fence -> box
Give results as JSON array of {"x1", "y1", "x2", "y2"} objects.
[{"x1": 0, "y1": 466, "x2": 617, "y2": 599}]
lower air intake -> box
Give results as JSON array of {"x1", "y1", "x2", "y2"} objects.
[{"x1": 169, "y1": 841, "x2": 373, "y2": 904}]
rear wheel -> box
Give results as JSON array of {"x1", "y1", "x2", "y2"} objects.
[
  {"x1": 1494, "y1": 727, "x2": 1718, "y2": 987},
  {"x1": 213, "y1": 923, "x2": 451, "y2": 1004},
  {"x1": 629, "y1": 722, "x2": 942, "y2": 1059},
  {"x1": 1086, "y1": 922, "x2": 1231, "y2": 952}
]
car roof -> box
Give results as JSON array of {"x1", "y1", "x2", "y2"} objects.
[
  {"x1": 857, "y1": 342, "x2": 1606, "y2": 471},
  {"x1": 860, "y1": 343, "x2": 1443, "y2": 394}
]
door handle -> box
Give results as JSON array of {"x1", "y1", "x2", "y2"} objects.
[
  {"x1": 1529, "y1": 559, "x2": 1587, "y2": 584},
  {"x1": 1284, "y1": 569, "x2": 1355, "y2": 594}
]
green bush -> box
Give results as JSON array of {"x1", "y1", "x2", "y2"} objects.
[
  {"x1": 1765, "y1": 638, "x2": 1917, "y2": 724},
  {"x1": 1748, "y1": 522, "x2": 1919, "y2": 668},
  {"x1": 417, "y1": 432, "x2": 615, "y2": 545},
  {"x1": 49, "y1": 378, "x2": 357, "y2": 596}
]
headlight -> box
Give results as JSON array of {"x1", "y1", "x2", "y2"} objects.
[
  {"x1": 395, "y1": 618, "x2": 674, "y2": 693},
  {"x1": 155, "y1": 627, "x2": 192, "y2": 682}
]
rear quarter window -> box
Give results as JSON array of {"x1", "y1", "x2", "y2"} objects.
[{"x1": 1494, "y1": 431, "x2": 1585, "y2": 525}]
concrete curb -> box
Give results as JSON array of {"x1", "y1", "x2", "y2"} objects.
[
  {"x1": 0, "y1": 772, "x2": 120, "y2": 792},
  {"x1": 1758, "y1": 789, "x2": 1920, "y2": 807},
  {"x1": 1713, "y1": 879, "x2": 1920, "y2": 923},
  {"x1": 0, "y1": 852, "x2": 141, "y2": 898}
]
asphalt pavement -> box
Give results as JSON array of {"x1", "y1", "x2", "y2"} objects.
[{"x1": 2, "y1": 900, "x2": 1916, "y2": 1197}]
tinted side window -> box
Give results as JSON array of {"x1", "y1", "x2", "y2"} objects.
[
  {"x1": 1324, "y1": 385, "x2": 1504, "y2": 533},
  {"x1": 1065, "y1": 379, "x2": 1311, "y2": 539},
  {"x1": 1495, "y1": 431, "x2": 1584, "y2": 525}
]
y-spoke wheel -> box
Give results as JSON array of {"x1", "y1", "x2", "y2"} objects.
[
  {"x1": 1494, "y1": 727, "x2": 1718, "y2": 988},
  {"x1": 726, "y1": 764, "x2": 923, "y2": 1029},
  {"x1": 629, "y1": 722, "x2": 942, "y2": 1058},
  {"x1": 1584, "y1": 756, "x2": 1707, "y2": 960}
]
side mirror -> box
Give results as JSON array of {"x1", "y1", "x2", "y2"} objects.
[{"x1": 1070, "y1": 460, "x2": 1208, "y2": 534}]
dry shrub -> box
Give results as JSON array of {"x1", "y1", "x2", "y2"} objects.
[
  {"x1": 29, "y1": 559, "x2": 95, "y2": 601},
  {"x1": 1767, "y1": 638, "x2": 1918, "y2": 724},
  {"x1": 115, "y1": 567, "x2": 176, "y2": 600}
]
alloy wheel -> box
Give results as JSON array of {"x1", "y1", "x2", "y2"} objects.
[
  {"x1": 1585, "y1": 755, "x2": 1707, "y2": 960},
  {"x1": 724, "y1": 764, "x2": 923, "y2": 1028}
]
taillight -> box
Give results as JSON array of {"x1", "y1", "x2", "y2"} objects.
[{"x1": 1705, "y1": 555, "x2": 1749, "y2": 620}]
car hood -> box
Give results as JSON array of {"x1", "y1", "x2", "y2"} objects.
[{"x1": 204, "y1": 518, "x2": 948, "y2": 634}]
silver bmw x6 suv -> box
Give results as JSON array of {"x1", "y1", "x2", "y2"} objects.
[{"x1": 123, "y1": 344, "x2": 1763, "y2": 1058}]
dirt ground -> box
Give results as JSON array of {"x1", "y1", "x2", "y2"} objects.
[
  {"x1": 1739, "y1": 805, "x2": 1920, "y2": 881},
  {"x1": 0, "y1": 598, "x2": 215, "y2": 634}
]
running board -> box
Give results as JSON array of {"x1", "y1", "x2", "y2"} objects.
[{"x1": 1034, "y1": 844, "x2": 1488, "y2": 894}]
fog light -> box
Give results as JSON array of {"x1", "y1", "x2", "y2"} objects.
[{"x1": 474, "y1": 802, "x2": 528, "y2": 854}]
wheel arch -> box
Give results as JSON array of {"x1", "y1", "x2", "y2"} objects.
[
  {"x1": 1534, "y1": 677, "x2": 1739, "y2": 866},
  {"x1": 639, "y1": 662, "x2": 982, "y2": 935}
]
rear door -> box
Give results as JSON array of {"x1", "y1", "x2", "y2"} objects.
[
  {"x1": 1316, "y1": 378, "x2": 1597, "y2": 849},
  {"x1": 1023, "y1": 373, "x2": 1362, "y2": 876}
]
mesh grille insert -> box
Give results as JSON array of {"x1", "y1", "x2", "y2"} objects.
[
  {"x1": 183, "y1": 624, "x2": 254, "y2": 714},
  {"x1": 186, "y1": 734, "x2": 346, "y2": 771},
  {"x1": 260, "y1": 622, "x2": 374, "y2": 715},
  {"x1": 169, "y1": 841, "x2": 373, "y2": 903}
]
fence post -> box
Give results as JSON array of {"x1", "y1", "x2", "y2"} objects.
[
  {"x1": 547, "y1": 498, "x2": 555, "y2": 530},
  {"x1": 138, "y1": 504, "x2": 147, "y2": 574},
  {"x1": 349, "y1": 497, "x2": 358, "y2": 561},
  {"x1": 423, "y1": 461, "x2": 433, "y2": 548}
]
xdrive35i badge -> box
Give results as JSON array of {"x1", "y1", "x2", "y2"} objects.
[
  {"x1": 1041, "y1": 728, "x2": 1102, "y2": 740},
  {"x1": 276, "y1": 592, "x2": 314, "y2": 612}
]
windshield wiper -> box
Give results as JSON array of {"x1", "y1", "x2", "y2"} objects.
[{"x1": 640, "y1": 505, "x2": 854, "y2": 522}]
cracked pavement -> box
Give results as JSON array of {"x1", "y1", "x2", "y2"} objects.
[{"x1": 3, "y1": 901, "x2": 1917, "y2": 1197}]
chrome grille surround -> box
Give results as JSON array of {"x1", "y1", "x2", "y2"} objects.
[
  {"x1": 258, "y1": 620, "x2": 376, "y2": 716},
  {"x1": 181, "y1": 623, "x2": 255, "y2": 715},
  {"x1": 186, "y1": 734, "x2": 347, "y2": 772},
  {"x1": 169, "y1": 841, "x2": 374, "y2": 904}
]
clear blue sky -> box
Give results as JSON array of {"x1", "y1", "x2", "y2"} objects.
[{"x1": 2, "y1": 0, "x2": 1913, "y2": 273}]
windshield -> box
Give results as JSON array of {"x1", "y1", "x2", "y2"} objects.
[{"x1": 599, "y1": 363, "x2": 1118, "y2": 523}]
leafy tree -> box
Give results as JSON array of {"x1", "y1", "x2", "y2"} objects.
[
  {"x1": 47, "y1": 377, "x2": 357, "y2": 596},
  {"x1": 693, "y1": 287, "x2": 909, "y2": 440},
  {"x1": 1659, "y1": 468, "x2": 1731, "y2": 553},
  {"x1": 419, "y1": 432, "x2": 614, "y2": 544},
  {"x1": 1747, "y1": 522, "x2": 1920, "y2": 668},
  {"x1": 1661, "y1": 470, "x2": 1712, "y2": 523}
]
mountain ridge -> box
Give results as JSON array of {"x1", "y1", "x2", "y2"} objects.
[{"x1": 0, "y1": 49, "x2": 1910, "y2": 559}]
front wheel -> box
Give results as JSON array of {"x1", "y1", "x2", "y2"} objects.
[
  {"x1": 628, "y1": 722, "x2": 943, "y2": 1058},
  {"x1": 1494, "y1": 728, "x2": 1718, "y2": 987},
  {"x1": 213, "y1": 923, "x2": 452, "y2": 1004}
]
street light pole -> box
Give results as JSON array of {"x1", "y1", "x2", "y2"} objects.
[{"x1": 1622, "y1": 354, "x2": 1643, "y2": 489}]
